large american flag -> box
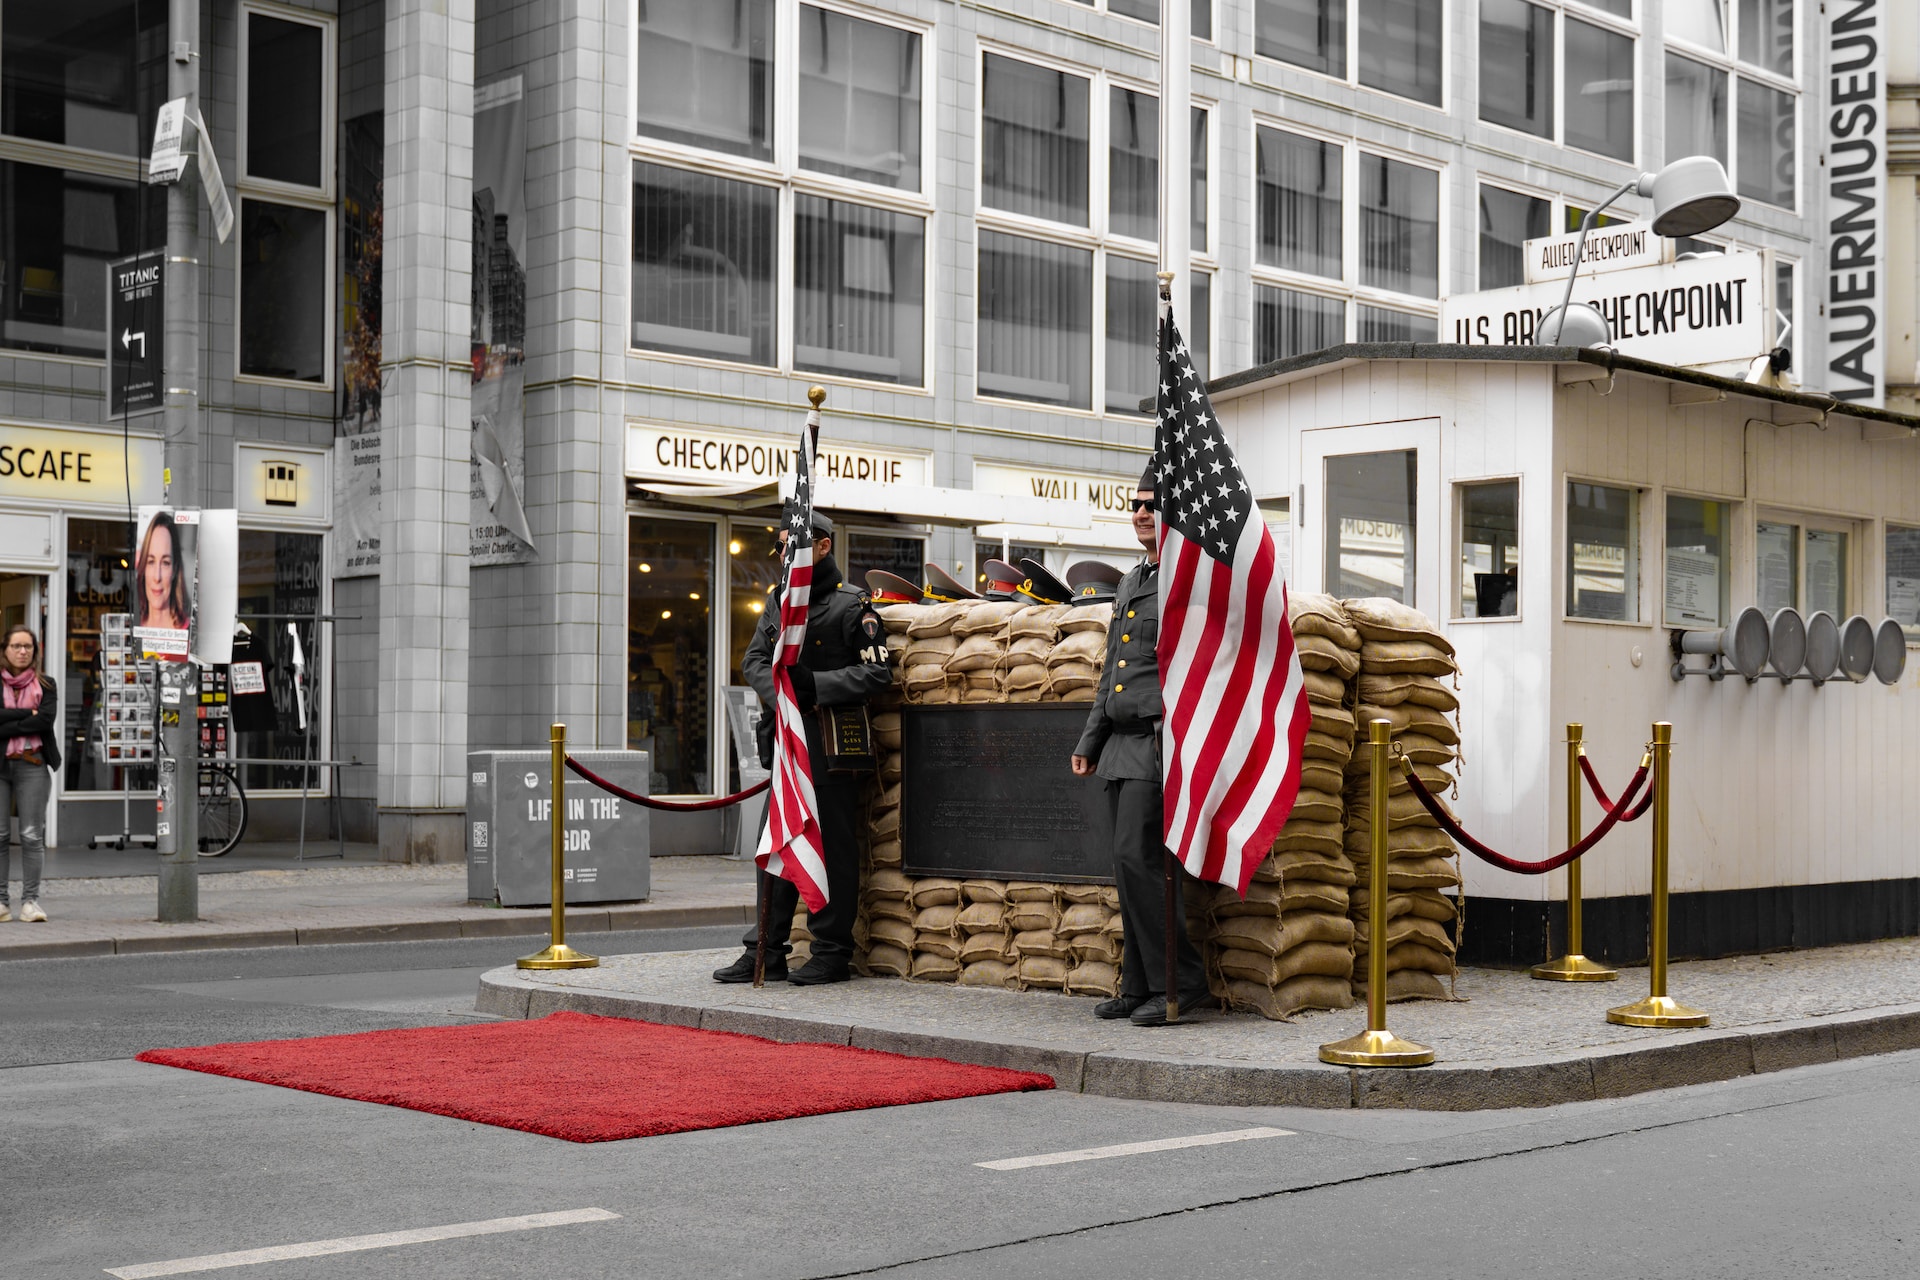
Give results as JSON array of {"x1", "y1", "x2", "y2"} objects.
[
  {"x1": 1154, "y1": 302, "x2": 1311, "y2": 896},
  {"x1": 755, "y1": 408, "x2": 829, "y2": 911}
]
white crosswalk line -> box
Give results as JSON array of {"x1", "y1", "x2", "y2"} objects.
[
  {"x1": 976, "y1": 1126, "x2": 1294, "y2": 1171},
  {"x1": 104, "y1": 1208, "x2": 622, "y2": 1278}
]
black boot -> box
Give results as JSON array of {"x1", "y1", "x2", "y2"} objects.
[
  {"x1": 713, "y1": 950, "x2": 787, "y2": 984},
  {"x1": 1094, "y1": 995, "x2": 1146, "y2": 1020},
  {"x1": 787, "y1": 955, "x2": 852, "y2": 986}
]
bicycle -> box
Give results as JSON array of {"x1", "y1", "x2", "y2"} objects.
[{"x1": 196, "y1": 762, "x2": 250, "y2": 857}]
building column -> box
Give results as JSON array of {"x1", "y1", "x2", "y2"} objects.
[{"x1": 377, "y1": 0, "x2": 474, "y2": 862}]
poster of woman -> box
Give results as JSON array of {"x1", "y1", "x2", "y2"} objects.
[{"x1": 134, "y1": 506, "x2": 196, "y2": 660}]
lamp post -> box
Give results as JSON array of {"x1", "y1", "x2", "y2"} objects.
[{"x1": 1537, "y1": 156, "x2": 1742, "y2": 347}]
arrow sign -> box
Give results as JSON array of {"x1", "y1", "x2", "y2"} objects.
[{"x1": 108, "y1": 251, "x2": 165, "y2": 417}]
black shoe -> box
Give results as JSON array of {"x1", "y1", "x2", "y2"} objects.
[
  {"x1": 712, "y1": 951, "x2": 787, "y2": 984},
  {"x1": 1094, "y1": 995, "x2": 1146, "y2": 1020},
  {"x1": 787, "y1": 956, "x2": 852, "y2": 986},
  {"x1": 1129, "y1": 991, "x2": 1218, "y2": 1026}
]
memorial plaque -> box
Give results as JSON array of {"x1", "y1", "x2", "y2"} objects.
[
  {"x1": 466, "y1": 749, "x2": 651, "y2": 906},
  {"x1": 901, "y1": 704, "x2": 1113, "y2": 884}
]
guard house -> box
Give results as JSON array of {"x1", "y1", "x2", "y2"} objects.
[{"x1": 1209, "y1": 343, "x2": 1920, "y2": 965}]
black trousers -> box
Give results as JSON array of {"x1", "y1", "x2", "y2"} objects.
[
  {"x1": 741, "y1": 775, "x2": 861, "y2": 963},
  {"x1": 1094, "y1": 776, "x2": 1206, "y2": 999}
]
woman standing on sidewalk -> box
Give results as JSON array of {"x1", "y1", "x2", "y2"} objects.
[{"x1": 1, "y1": 624, "x2": 58, "y2": 922}]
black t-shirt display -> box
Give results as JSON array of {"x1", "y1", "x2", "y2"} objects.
[{"x1": 228, "y1": 633, "x2": 280, "y2": 734}]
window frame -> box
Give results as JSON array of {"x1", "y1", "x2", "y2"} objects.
[
  {"x1": 972, "y1": 44, "x2": 1214, "y2": 417},
  {"x1": 625, "y1": 507, "x2": 724, "y2": 799},
  {"x1": 230, "y1": 521, "x2": 333, "y2": 798},
  {"x1": 1661, "y1": 0, "x2": 1798, "y2": 211},
  {"x1": 1084, "y1": 0, "x2": 1218, "y2": 41},
  {"x1": 625, "y1": 0, "x2": 938, "y2": 393},
  {"x1": 1661, "y1": 489, "x2": 1738, "y2": 631},
  {"x1": 1474, "y1": 0, "x2": 1642, "y2": 169},
  {"x1": 1756, "y1": 506, "x2": 1860, "y2": 620},
  {"x1": 1453, "y1": 475, "x2": 1524, "y2": 623},
  {"x1": 233, "y1": 195, "x2": 337, "y2": 390},
  {"x1": 1563, "y1": 475, "x2": 1647, "y2": 627},
  {"x1": 1250, "y1": 0, "x2": 1452, "y2": 114},
  {"x1": 1884, "y1": 521, "x2": 1920, "y2": 644}
]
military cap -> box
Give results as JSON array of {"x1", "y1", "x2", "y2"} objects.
[
  {"x1": 1014, "y1": 557, "x2": 1073, "y2": 606},
  {"x1": 1138, "y1": 461, "x2": 1157, "y2": 492},
  {"x1": 809, "y1": 509, "x2": 836, "y2": 538},
  {"x1": 1065, "y1": 559, "x2": 1124, "y2": 606},
  {"x1": 865, "y1": 570, "x2": 923, "y2": 605},
  {"x1": 922, "y1": 562, "x2": 981, "y2": 603},
  {"x1": 980, "y1": 559, "x2": 1023, "y2": 601}
]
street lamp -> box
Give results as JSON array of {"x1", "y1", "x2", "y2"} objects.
[{"x1": 1537, "y1": 156, "x2": 1742, "y2": 346}]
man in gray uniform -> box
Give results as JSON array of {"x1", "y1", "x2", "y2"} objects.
[
  {"x1": 1070, "y1": 471, "x2": 1208, "y2": 1025},
  {"x1": 714, "y1": 510, "x2": 893, "y2": 986}
]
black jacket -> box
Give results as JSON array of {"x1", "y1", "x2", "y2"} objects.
[
  {"x1": 0, "y1": 674, "x2": 63, "y2": 772},
  {"x1": 1074, "y1": 560, "x2": 1161, "y2": 781},
  {"x1": 741, "y1": 554, "x2": 894, "y2": 768}
]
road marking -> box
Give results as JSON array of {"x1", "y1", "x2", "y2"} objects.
[
  {"x1": 976, "y1": 1126, "x2": 1294, "y2": 1171},
  {"x1": 105, "y1": 1208, "x2": 622, "y2": 1278}
]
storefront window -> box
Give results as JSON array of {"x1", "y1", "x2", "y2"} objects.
[
  {"x1": 1886, "y1": 526, "x2": 1920, "y2": 639},
  {"x1": 1567, "y1": 482, "x2": 1638, "y2": 621},
  {"x1": 1325, "y1": 449, "x2": 1416, "y2": 602},
  {"x1": 62, "y1": 518, "x2": 136, "y2": 792},
  {"x1": 726, "y1": 520, "x2": 782, "y2": 694},
  {"x1": 629, "y1": 517, "x2": 715, "y2": 795},
  {"x1": 792, "y1": 196, "x2": 924, "y2": 386},
  {"x1": 1458, "y1": 481, "x2": 1519, "y2": 618},
  {"x1": 630, "y1": 162, "x2": 777, "y2": 366},
  {"x1": 845, "y1": 532, "x2": 924, "y2": 593},
  {"x1": 232, "y1": 531, "x2": 325, "y2": 790},
  {"x1": 1664, "y1": 495, "x2": 1730, "y2": 629}
]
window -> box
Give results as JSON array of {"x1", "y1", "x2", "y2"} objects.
[
  {"x1": 1568, "y1": 482, "x2": 1638, "y2": 621},
  {"x1": 1477, "y1": 1, "x2": 1634, "y2": 160},
  {"x1": 1326, "y1": 450, "x2": 1417, "y2": 601},
  {"x1": 0, "y1": 161, "x2": 155, "y2": 358},
  {"x1": 1359, "y1": 154, "x2": 1438, "y2": 298},
  {"x1": 1257, "y1": 128, "x2": 1342, "y2": 280},
  {"x1": 1759, "y1": 517, "x2": 1850, "y2": 618},
  {"x1": 631, "y1": 2, "x2": 930, "y2": 387},
  {"x1": 1480, "y1": 0, "x2": 1554, "y2": 139},
  {"x1": 629, "y1": 517, "x2": 716, "y2": 796},
  {"x1": 1255, "y1": 286, "x2": 1344, "y2": 363},
  {"x1": 233, "y1": 531, "x2": 326, "y2": 792},
  {"x1": 1886, "y1": 526, "x2": 1920, "y2": 639},
  {"x1": 845, "y1": 532, "x2": 926, "y2": 590},
  {"x1": 1104, "y1": 0, "x2": 1215, "y2": 38},
  {"x1": 2, "y1": 1, "x2": 166, "y2": 156},
  {"x1": 1478, "y1": 185, "x2": 1551, "y2": 289},
  {"x1": 1664, "y1": 0, "x2": 1795, "y2": 208},
  {"x1": 64, "y1": 518, "x2": 138, "y2": 793},
  {"x1": 237, "y1": 5, "x2": 333, "y2": 386},
  {"x1": 1564, "y1": 17, "x2": 1635, "y2": 162},
  {"x1": 1255, "y1": 0, "x2": 1441, "y2": 107},
  {"x1": 1664, "y1": 494, "x2": 1731, "y2": 629},
  {"x1": 1106, "y1": 264, "x2": 1210, "y2": 415},
  {"x1": 1357, "y1": 306, "x2": 1438, "y2": 342},
  {"x1": 1458, "y1": 481, "x2": 1520, "y2": 618},
  {"x1": 975, "y1": 53, "x2": 1210, "y2": 412}
]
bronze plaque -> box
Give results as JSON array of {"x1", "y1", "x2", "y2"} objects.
[{"x1": 900, "y1": 704, "x2": 1113, "y2": 884}]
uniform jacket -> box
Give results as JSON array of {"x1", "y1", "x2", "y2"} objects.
[
  {"x1": 742, "y1": 554, "x2": 894, "y2": 769},
  {"x1": 1074, "y1": 560, "x2": 1160, "y2": 781},
  {"x1": 0, "y1": 673, "x2": 63, "y2": 772}
]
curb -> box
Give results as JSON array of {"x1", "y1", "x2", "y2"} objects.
[
  {"x1": 474, "y1": 967, "x2": 1920, "y2": 1112},
  {"x1": 0, "y1": 904, "x2": 754, "y2": 962}
]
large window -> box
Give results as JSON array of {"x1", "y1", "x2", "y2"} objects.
[
  {"x1": 1094, "y1": 0, "x2": 1214, "y2": 38},
  {"x1": 1480, "y1": 0, "x2": 1554, "y2": 139},
  {"x1": 1664, "y1": 494, "x2": 1731, "y2": 629},
  {"x1": 1325, "y1": 449, "x2": 1417, "y2": 601},
  {"x1": 1107, "y1": 92, "x2": 1210, "y2": 250},
  {"x1": 1477, "y1": 184, "x2": 1551, "y2": 289},
  {"x1": 1257, "y1": 128, "x2": 1342, "y2": 280},
  {"x1": 978, "y1": 231, "x2": 1092, "y2": 408},
  {"x1": 1359, "y1": 154, "x2": 1438, "y2": 298},
  {"x1": 1567, "y1": 482, "x2": 1638, "y2": 621},
  {"x1": 237, "y1": 5, "x2": 333, "y2": 386},
  {"x1": 2, "y1": 1, "x2": 166, "y2": 156},
  {"x1": 1564, "y1": 16, "x2": 1636, "y2": 162},
  {"x1": 1106, "y1": 265, "x2": 1210, "y2": 415},
  {"x1": 1664, "y1": 0, "x2": 1796, "y2": 209},
  {"x1": 631, "y1": 1, "x2": 929, "y2": 388},
  {"x1": 1758, "y1": 516, "x2": 1850, "y2": 619},
  {"x1": 232, "y1": 531, "x2": 326, "y2": 791},
  {"x1": 629, "y1": 517, "x2": 716, "y2": 796},
  {"x1": 1255, "y1": 0, "x2": 1441, "y2": 108},
  {"x1": 0, "y1": 161, "x2": 154, "y2": 358},
  {"x1": 1887, "y1": 526, "x2": 1920, "y2": 639},
  {"x1": 1458, "y1": 481, "x2": 1520, "y2": 618},
  {"x1": 1479, "y1": 2, "x2": 1636, "y2": 161}
]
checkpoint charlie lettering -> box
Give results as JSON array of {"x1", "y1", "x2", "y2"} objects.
[{"x1": 651, "y1": 432, "x2": 906, "y2": 485}]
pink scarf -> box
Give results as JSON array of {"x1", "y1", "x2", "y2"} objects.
[{"x1": 3, "y1": 667, "x2": 42, "y2": 758}]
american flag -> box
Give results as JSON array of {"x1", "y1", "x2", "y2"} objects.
[
  {"x1": 1154, "y1": 302, "x2": 1311, "y2": 896},
  {"x1": 755, "y1": 408, "x2": 829, "y2": 911}
]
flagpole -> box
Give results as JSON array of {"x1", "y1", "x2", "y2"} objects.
[{"x1": 1159, "y1": 0, "x2": 1191, "y2": 298}]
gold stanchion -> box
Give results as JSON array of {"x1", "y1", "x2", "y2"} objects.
[
  {"x1": 518, "y1": 722, "x2": 600, "y2": 970},
  {"x1": 1607, "y1": 721, "x2": 1704, "y2": 1027},
  {"x1": 1532, "y1": 722, "x2": 1618, "y2": 981},
  {"x1": 1320, "y1": 719, "x2": 1434, "y2": 1067}
]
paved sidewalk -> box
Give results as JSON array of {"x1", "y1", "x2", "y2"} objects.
[
  {"x1": 0, "y1": 856, "x2": 758, "y2": 960},
  {"x1": 479, "y1": 938, "x2": 1920, "y2": 1111}
]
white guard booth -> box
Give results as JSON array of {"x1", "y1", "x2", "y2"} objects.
[{"x1": 1210, "y1": 342, "x2": 1920, "y2": 966}]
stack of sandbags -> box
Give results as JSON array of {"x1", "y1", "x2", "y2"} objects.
[
  {"x1": 1046, "y1": 623, "x2": 1107, "y2": 704},
  {"x1": 907, "y1": 876, "x2": 963, "y2": 982},
  {"x1": 1340, "y1": 597, "x2": 1462, "y2": 1003},
  {"x1": 900, "y1": 603, "x2": 967, "y2": 704},
  {"x1": 944, "y1": 601, "x2": 1021, "y2": 704},
  {"x1": 1201, "y1": 592, "x2": 1362, "y2": 1020},
  {"x1": 860, "y1": 866, "x2": 916, "y2": 977},
  {"x1": 1059, "y1": 885, "x2": 1123, "y2": 996},
  {"x1": 1005, "y1": 882, "x2": 1070, "y2": 991},
  {"x1": 955, "y1": 879, "x2": 1019, "y2": 988}
]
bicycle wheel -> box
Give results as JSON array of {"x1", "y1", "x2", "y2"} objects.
[{"x1": 197, "y1": 763, "x2": 249, "y2": 856}]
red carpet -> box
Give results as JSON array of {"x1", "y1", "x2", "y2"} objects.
[{"x1": 135, "y1": 1012, "x2": 1053, "y2": 1142}]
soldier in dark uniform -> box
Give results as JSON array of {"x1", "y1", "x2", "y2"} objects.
[
  {"x1": 1070, "y1": 470, "x2": 1209, "y2": 1025},
  {"x1": 713, "y1": 510, "x2": 894, "y2": 986}
]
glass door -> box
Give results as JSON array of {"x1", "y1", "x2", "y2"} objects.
[{"x1": 627, "y1": 515, "x2": 717, "y2": 796}]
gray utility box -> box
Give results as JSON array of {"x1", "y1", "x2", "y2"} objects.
[{"x1": 466, "y1": 750, "x2": 651, "y2": 907}]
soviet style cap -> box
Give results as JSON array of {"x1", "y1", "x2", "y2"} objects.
[
  {"x1": 1065, "y1": 559, "x2": 1124, "y2": 606},
  {"x1": 1015, "y1": 558, "x2": 1073, "y2": 606},
  {"x1": 980, "y1": 559, "x2": 1023, "y2": 601},
  {"x1": 865, "y1": 570, "x2": 923, "y2": 605}
]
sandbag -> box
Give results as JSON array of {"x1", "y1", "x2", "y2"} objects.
[
  {"x1": 1058, "y1": 603, "x2": 1113, "y2": 635},
  {"x1": 1263, "y1": 847, "x2": 1358, "y2": 886},
  {"x1": 1295, "y1": 633, "x2": 1363, "y2": 678},
  {"x1": 1357, "y1": 701, "x2": 1459, "y2": 745},
  {"x1": 1357, "y1": 673, "x2": 1459, "y2": 713},
  {"x1": 944, "y1": 634, "x2": 1005, "y2": 673},
  {"x1": 1272, "y1": 818, "x2": 1347, "y2": 858},
  {"x1": 958, "y1": 959, "x2": 1020, "y2": 989},
  {"x1": 1386, "y1": 940, "x2": 1456, "y2": 975},
  {"x1": 866, "y1": 868, "x2": 913, "y2": 899},
  {"x1": 1059, "y1": 884, "x2": 1107, "y2": 904},
  {"x1": 1342, "y1": 597, "x2": 1454, "y2": 652},
  {"x1": 1359, "y1": 640, "x2": 1457, "y2": 676},
  {"x1": 864, "y1": 942, "x2": 911, "y2": 976},
  {"x1": 951, "y1": 601, "x2": 1023, "y2": 636},
  {"x1": 961, "y1": 879, "x2": 1008, "y2": 904},
  {"x1": 870, "y1": 807, "x2": 901, "y2": 839},
  {"x1": 955, "y1": 901, "x2": 1006, "y2": 932},
  {"x1": 1288, "y1": 593, "x2": 1363, "y2": 649},
  {"x1": 1302, "y1": 730, "x2": 1356, "y2": 762},
  {"x1": 901, "y1": 634, "x2": 960, "y2": 663},
  {"x1": 1288, "y1": 789, "x2": 1343, "y2": 825},
  {"x1": 1057, "y1": 687, "x2": 1096, "y2": 703},
  {"x1": 959, "y1": 931, "x2": 1014, "y2": 964},
  {"x1": 1308, "y1": 702, "x2": 1357, "y2": 741},
  {"x1": 868, "y1": 838, "x2": 902, "y2": 868},
  {"x1": 1006, "y1": 686, "x2": 1044, "y2": 702},
  {"x1": 1353, "y1": 968, "x2": 1449, "y2": 1002},
  {"x1": 1386, "y1": 855, "x2": 1462, "y2": 890},
  {"x1": 1007, "y1": 604, "x2": 1069, "y2": 641},
  {"x1": 875, "y1": 603, "x2": 921, "y2": 635},
  {"x1": 1006, "y1": 901, "x2": 1062, "y2": 933},
  {"x1": 1012, "y1": 929, "x2": 1070, "y2": 959},
  {"x1": 868, "y1": 917, "x2": 915, "y2": 951},
  {"x1": 1302, "y1": 669, "x2": 1349, "y2": 704},
  {"x1": 1006, "y1": 635, "x2": 1054, "y2": 664},
  {"x1": 913, "y1": 903, "x2": 960, "y2": 932},
  {"x1": 1068, "y1": 932, "x2": 1123, "y2": 965},
  {"x1": 914, "y1": 931, "x2": 962, "y2": 961},
  {"x1": 1006, "y1": 882, "x2": 1059, "y2": 903},
  {"x1": 1224, "y1": 974, "x2": 1355, "y2": 1020},
  {"x1": 1047, "y1": 663, "x2": 1100, "y2": 692},
  {"x1": 1353, "y1": 913, "x2": 1455, "y2": 954},
  {"x1": 963, "y1": 671, "x2": 1000, "y2": 691},
  {"x1": 910, "y1": 952, "x2": 959, "y2": 982},
  {"x1": 1049, "y1": 630, "x2": 1107, "y2": 666},
  {"x1": 905, "y1": 603, "x2": 968, "y2": 638},
  {"x1": 1057, "y1": 902, "x2": 1111, "y2": 937},
  {"x1": 1064, "y1": 960, "x2": 1121, "y2": 997},
  {"x1": 1216, "y1": 941, "x2": 1355, "y2": 985},
  {"x1": 1209, "y1": 911, "x2": 1356, "y2": 956},
  {"x1": 1019, "y1": 955, "x2": 1070, "y2": 989},
  {"x1": 872, "y1": 712, "x2": 902, "y2": 750},
  {"x1": 902, "y1": 664, "x2": 950, "y2": 694},
  {"x1": 1001, "y1": 662, "x2": 1048, "y2": 692},
  {"x1": 1279, "y1": 880, "x2": 1350, "y2": 915}
]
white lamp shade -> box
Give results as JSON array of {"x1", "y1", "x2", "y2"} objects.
[
  {"x1": 1648, "y1": 156, "x2": 1741, "y2": 237},
  {"x1": 1537, "y1": 302, "x2": 1611, "y2": 347}
]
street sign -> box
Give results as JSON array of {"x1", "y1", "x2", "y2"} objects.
[
  {"x1": 1522, "y1": 222, "x2": 1667, "y2": 284},
  {"x1": 108, "y1": 251, "x2": 164, "y2": 416},
  {"x1": 148, "y1": 98, "x2": 189, "y2": 184}
]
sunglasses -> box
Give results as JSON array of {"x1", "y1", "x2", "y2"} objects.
[{"x1": 1130, "y1": 498, "x2": 1157, "y2": 513}]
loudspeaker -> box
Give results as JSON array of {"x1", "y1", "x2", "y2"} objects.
[
  {"x1": 1765, "y1": 607, "x2": 1805, "y2": 679},
  {"x1": 1839, "y1": 615, "x2": 1877, "y2": 682},
  {"x1": 1872, "y1": 618, "x2": 1907, "y2": 686},
  {"x1": 1802, "y1": 611, "x2": 1841, "y2": 682},
  {"x1": 1673, "y1": 605, "x2": 1770, "y2": 681}
]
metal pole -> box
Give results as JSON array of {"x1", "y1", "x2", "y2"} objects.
[
  {"x1": 518, "y1": 723, "x2": 597, "y2": 970},
  {"x1": 1320, "y1": 720, "x2": 1433, "y2": 1067},
  {"x1": 156, "y1": 0, "x2": 201, "y2": 923},
  {"x1": 1532, "y1": 723, "x2": 1617, "y2": 980},
  {"x1": 1608, "y1": 722, "x2": 1706, "y2": 1027}
]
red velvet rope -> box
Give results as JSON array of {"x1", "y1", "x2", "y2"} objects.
[
  {"x1": 1579, "y1": 753, "x2": 1655, "y2": 822},
  {"x1": 1398, "y1": 755, "x2": 1650, "y2": 875},
  {"x1": 565, "y1": 755, "x2": 770, "y2": 811}
]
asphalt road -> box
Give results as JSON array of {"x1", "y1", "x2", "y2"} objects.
[{"x1": 6, "y1": 934, "x2": 1917, "y2": 1279}]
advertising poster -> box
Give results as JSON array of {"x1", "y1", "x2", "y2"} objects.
[
  {"x1": 194, "y1": 508, "x2": 238, "y2": 667},
  {"x1": 133, "y1": 506, "x2": 196, "y2": 660},
  {"x1": 335, "y1": 111, "x2": 384, "y2": 578},
  {"x1": 470, "y1": 76, "x2": 535, "y2": 566}
]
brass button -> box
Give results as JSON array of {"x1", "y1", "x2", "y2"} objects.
[
  {"x1": 1127, "y1": 610, "x2": 1136, "y2": 618},
  {"x1": 1118, "y1": 659, "x2": 1127, "y2": 668},
  {"x1": 1114, "y1": 683, "x2": 1124, "y2": 691},
  {"x1": 1121, "y1": 634, "x2": 1130, "y2": 643}
]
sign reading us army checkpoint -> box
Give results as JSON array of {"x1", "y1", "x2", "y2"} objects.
[
  {"x1": 108, "y1": 251, "x2": 164, "y2": 416},
  {"x1": 1443, "y1": 251, "x2": 1770, "y2": 369}
]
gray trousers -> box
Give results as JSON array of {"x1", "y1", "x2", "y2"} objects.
[
  {"x1": 0, "y1": 756, "x2": 50, "y2": 905},
  {"x1": 1093, "y1": 775, "x2": 1205, "y2": 999}
]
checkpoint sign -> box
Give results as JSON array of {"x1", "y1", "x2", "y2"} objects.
[{"x1": 108, "y1": 251, "x2": 164, "y2": 416}]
